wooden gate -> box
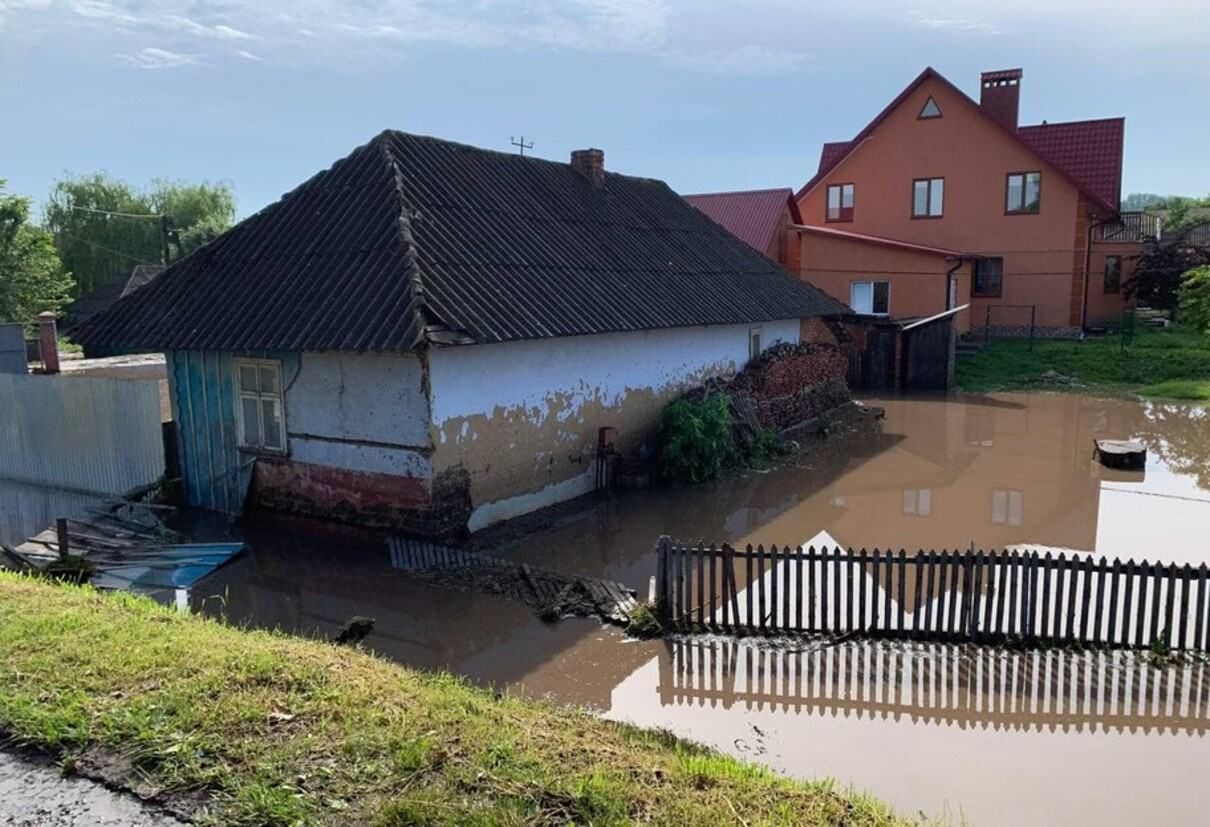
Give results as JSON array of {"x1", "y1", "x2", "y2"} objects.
[{"x1": 900, "y1": 314, "x2": 953, "y2": 391}]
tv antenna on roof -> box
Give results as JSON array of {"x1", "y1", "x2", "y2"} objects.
[{"x1": 510, "y1": 135, "x2": 534, "y2": 156}]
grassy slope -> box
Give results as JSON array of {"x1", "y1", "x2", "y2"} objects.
[
  {"x1": 0, "y1": 575, "x2": 912, "y2": 827},
  {"x1": 956, "y1": 326, "x2": 1210, "y2": 396}
]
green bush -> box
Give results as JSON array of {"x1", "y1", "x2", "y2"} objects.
[
  {"x1": 656, "y1": 394, "x2": 736, "y2": 483},
  {"x1": 1178, "y1": 266, "x2": 1210, "y2": 334}
]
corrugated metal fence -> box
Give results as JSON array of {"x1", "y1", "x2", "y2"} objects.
[
  {"x1": 0, "y1": 373, "x2": 164, "y2": 495},
  {"x1": 0, "y1": 324, "x2": 25, "y2": 375}
]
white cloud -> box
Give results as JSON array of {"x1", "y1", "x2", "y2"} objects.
[
  {"x1": 213, "y1": 24, "x2": 255, "y2": 40},
  {"x1": 667, "y1": 44, "x2": 810, "y2": 75},
  {"x1": 116, "y1": 46, "x2": 199, "y2": 69},
  {"x1": 909, "y1": 11, "x2": 999, "y2": 35},
  {"x1": 236, "y1": 48, "x2": 263, "y2": 61}
]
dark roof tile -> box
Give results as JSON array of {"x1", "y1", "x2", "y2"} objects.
[{"x1": 78, "y1": 132, "x2": 845, "y2": 353}]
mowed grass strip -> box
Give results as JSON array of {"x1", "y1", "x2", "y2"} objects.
[
  {"x1": 0, "y1": 575, "x2": 915, "y2": 826},
  {"x1": 956, "y1": 326, "x2": 1210, "y2": 395}
]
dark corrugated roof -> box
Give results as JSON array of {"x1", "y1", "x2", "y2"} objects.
[
  {"x1": 64, "y1": 264, "x2": 166, "y2": 331},
  {"x1": 682, "y1": 188, "x2": 797, "y2": 255},
  {"x1": 77, "y1": 131, "x2": 846, "y2": 354},
  {"x1": 798, "y1": 67, "x2": 1123, "y2": 215}
]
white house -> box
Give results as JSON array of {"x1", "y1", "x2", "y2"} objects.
[{"x1": 77, "y1": 131, "x2": 847, "y2": 536}]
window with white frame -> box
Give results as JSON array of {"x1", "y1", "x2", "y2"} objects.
[
  {"x1": 235, "y1": 358, "x2": 286, "y2": 452},
  {"x1": 850, "y1": 280, "x2": 889, "y2": 315},
  {"x1": 903, "y1": 488, "x2": 933, "y2": 516},
  {"x1": 991, "y1": 489, "x2": 1023, "y2": 526},
  {"x1": 748, "y1": 327, "x2": 763, "y2": 360}
]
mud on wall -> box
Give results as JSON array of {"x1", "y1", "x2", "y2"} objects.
[{"x1": 426, "y1": 321, "x2": 801, "y2": 531}]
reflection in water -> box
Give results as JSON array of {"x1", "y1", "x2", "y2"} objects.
[
  {"x1": 657, "y1": 639, "x2": 1210, "y2": 736},
  {"x1": 501, "y1": 393, "x2": 1210, "y2": 586}
]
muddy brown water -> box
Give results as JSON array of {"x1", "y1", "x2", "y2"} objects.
[{"x1": 8, "y1": 392, "x2": 1209, "y2": 826}]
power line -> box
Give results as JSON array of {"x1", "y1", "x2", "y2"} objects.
[{"x1": 68, "y1": 205, "x2": 164, "y2": 220}]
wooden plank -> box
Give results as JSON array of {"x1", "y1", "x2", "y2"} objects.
[
  {"x1": 846, "y1": 548, "x2": 856, "y2": 633},
  {"x1": 757, "y1": 545, "x2": 768, "y2": 633},
  {"x1": 948, "y1": 553, "x2": 963, "y2": 637},
  {"x1": 769, "y1": 545, "x2": 779, "y2": 631},
  {"x1": 1022, "y1": 552, "x2": 1036, "y2": 640},
  {"x1": 1124, "y1": 559, "x2": 1138, "y2": 648},
  {"x1": 911, "y1": 551, "x2": 924, "y2": 639},
  {"x1": 1196, "y1": 564, "x2": 1208, "y2": 651},
  {"x1": 745, "y1": 545, "x2": 755, "y2": 632},
  {"x1": 897, "y1": 550, "x2": 906, "y2": 636},
  {"x1": 966, "y1": 553, "x2": 981, "y2": 639},
  {"x1": 832, "y1": 545, "x2": 842, "y2": 633},
  {"x1": 1179, "y1": 564, "x2": 1193, "y2": 651},
  {"x1": 1077, "y1": 555, "x2": 1094, "y2": 644},
  {"x1": 1163, "y1": 564, "x2": 1178, "y2": 649},
  {"x1": 656, "y1": 538, "x2": 670, "y2": 620},
  {"x1": 674, "y1": 544, "x2": 685, "y2": 624},
  {"x1": 870, "y1": 549, "x2": 880, "y2": 631},
  {"x1": 696, "y1": 543, "x2": 706, "y2": 627},
  {"x1": 819, "y1": 546, "x2": 829, "y2": 633},
  {"x1": 1135, "y1": 562, "x2": 1151, "y2": 647},
  {"x1": 794, "y1": 546, "x2": 804, "y2": 633},
  {"x1": 727, "y1": 546, "x2": 742, "y2": 631},
  {"x1": 783, "y1": 544, "x2": 792, "y2": 632},
  {"x1": 806, "y1": 546, "x2": 817, "y2": 633},
  {"x1": 709, "y1": 544, "x2": 718, "y2": 629},
  {"x1": 858, "y1": 549, "x2": 868, "y2": 633},
  {"x1": 1063, "y1": 554, "x2": 1079, "y2": 643},
  {"x1": 923, "y1": 552, "x2": 937, "y2": 637},
  {"x1": 1092, "y1": 557, "x2": 1108, "y2": 646},
  {"x1": 1107, "y1": 558, "x2": 1122, "y2": 647},
  {"x1": 1149, "y1": 562, "x2": 1163, "y2": 646},
  {"x1": 1007, "y1": 552, "x2": 1020, "y2": 638}
]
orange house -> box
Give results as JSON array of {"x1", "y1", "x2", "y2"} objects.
[{"x1": 796, "y1": 67, "x2": 1154, "y2": 334}]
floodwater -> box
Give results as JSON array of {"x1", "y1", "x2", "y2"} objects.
[{"x1": 176, "y1": 393, "x2": 1210, "y2": 824}]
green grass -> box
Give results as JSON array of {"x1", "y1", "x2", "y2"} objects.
[
  {"x1": 1137, "y1": 379, "x2": 1210, "y2": 401},
  {"x1": 0, "y1": 574, "x2": 916, "y2": 826},
  {"x1": 956, "y1": 326, "x2": 1210, "y2": 395}
]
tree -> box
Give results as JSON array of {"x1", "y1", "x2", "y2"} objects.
[
  {"x1": 0, "y1": 180, "x2": 74, "y2": 325},
  {"x1": 44, "y1": 173, "x2": 235, "y2": 297},
  {"x1": 1161, "y1": 195, "x2": 1210, "y2": 235},
  {"x1": 1125, "y1": 239, "x2": 1210, "y2": 311},
  {"x1": 1177, "y1": 266, "x2": 1210, "y2": 334}
]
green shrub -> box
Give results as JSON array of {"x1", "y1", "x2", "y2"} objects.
[
  {"x1": 656, "y1": 394, "x2": 736, "y2": 483},
  {"x1": 1178, "y1": 266, "x2": 1210, "y2": 334}
]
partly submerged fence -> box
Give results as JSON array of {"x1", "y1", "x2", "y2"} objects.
[
  {"x1": 0, "y1": 373, "x2": 164, "y2": 496},
  {"x1": 654, "y1": 538, "x2": 1210, "y2": 651}
]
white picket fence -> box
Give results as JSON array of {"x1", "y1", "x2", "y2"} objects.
[{"x1": 0, "y1": 373, "x2": 164, "y2": 496}]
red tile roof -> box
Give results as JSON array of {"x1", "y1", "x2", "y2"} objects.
[
  {"x1": 683, "y1": 188, "x2": 799, "y2": 255},
  {"x1": 798, "y1": 67, "x2": 1123, "y2": 214},
  {"x1": 1017, "y1": 118, "x2": 1124, "y2": 212}
]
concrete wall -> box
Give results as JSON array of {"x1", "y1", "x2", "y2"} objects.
[
  {"x1": 798, "y1": 73, "x2": 1095, "y2": 329},
  {"x1": 427, "y1": 321, "x2": 800, "y2": 531}
]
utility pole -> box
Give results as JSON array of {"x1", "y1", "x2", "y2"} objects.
[{"x1": 510, "y1": 136, "x2": 534, "y2": 156}]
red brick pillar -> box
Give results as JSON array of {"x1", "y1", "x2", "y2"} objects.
[{"x1": 38, "y1": 311, "x2": 60, "y2": 374}]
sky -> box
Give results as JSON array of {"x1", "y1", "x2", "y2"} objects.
[{"x1": 2, "y1": 0, "x2": 1208, "y2": 219}]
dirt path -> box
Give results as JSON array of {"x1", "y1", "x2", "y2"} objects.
[{"x1": 0, "y1": 751, "x2": 183, "y2": 826}]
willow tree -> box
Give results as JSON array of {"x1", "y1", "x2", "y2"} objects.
[
  {"x1": 0, "y1": 180, "x2": 73, "y2": 325},
  {"x1": 44, "y1": 174, "x2": 235, "y2": 297}
]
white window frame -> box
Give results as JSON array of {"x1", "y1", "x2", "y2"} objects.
[
  {"x1": 234, "y1": 357, "x2": 287, "y2": 454},
  {"x1": 849, "y1": 280, "x2": 890, "y2": 316},
  {"x1": 749, "y1": 327, "x2": 763, "y2": 360}
]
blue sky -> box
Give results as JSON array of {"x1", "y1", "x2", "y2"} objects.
[{"x1": 2, "y1": 0, "x2": 1207, "y2": 218}]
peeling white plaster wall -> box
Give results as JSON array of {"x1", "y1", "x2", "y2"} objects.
[
  {"x1": 428, "y1": 320, "x2": 800, "y2": 530},
  {"x1": 284, "y1": 351, "x2": 431, "y2": 478}
]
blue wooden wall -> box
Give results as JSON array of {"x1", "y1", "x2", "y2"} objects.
[{"x1": 167, "y1": 350, "x2": 299, "y2": 514}]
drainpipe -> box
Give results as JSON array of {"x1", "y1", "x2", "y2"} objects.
[
  {"x1": 1080, "y1": 214, "x2": 1112, "y2": 333},
  {"x1": 944, "y1": 258, "x2": 963, "y2": 310}
]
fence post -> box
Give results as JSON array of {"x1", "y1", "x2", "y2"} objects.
[
  {"x1": 655, "y1": 536, "x2": 670, "y2": 621},
  {"x1": 55, "y1": 517, "x2": 70, "y2": 558}
]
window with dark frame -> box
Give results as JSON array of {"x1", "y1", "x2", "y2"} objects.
[
  {"x1": 1006, "y1": 172, "x2": 1041, "y2": 214},
  {"x1": 973, "y1": 257, "x2": 1003, "y2": 298},
  {"x1": 912, "y1": 178, "x2": 944, "y2": 218},
  {"x1": 850, "y1": 281, "x2": 890, "y2": 315},
  {"x1": 1104, "y1": 255, "x2": 1122, "y2": 293},
  {"x1": 826, "y1": 183, "x2": 854, "y2": 222},
  {"x1": 918, "y1": 96, "x2": 942, "y2": 119},
  {"x1": 749, "y1": 327, "x2": 762, "y2": 361}
]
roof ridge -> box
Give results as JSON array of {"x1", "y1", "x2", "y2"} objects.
[
  {"x1": 377, "y1": 134, "x2": 431, "y2": 349},
  {"x1": 683, "y1": 187, "x2": 792, "y2": 199},
  {"x1": 1019, "y1": 117, "x2": 1125, "y2": 129}
]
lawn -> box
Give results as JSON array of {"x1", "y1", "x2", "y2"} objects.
[
  {"x1": 955, "y1": 325, "x2": 1210, "y2": 396},
  {"x1": 0, "y1": 574, "x2": 914, "y2": 826}
]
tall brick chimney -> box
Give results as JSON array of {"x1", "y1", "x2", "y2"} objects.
[
  {"x1": 570, "y1": 148, "x2": 605, "y2": 187},
  {"x1": 980, "y1": 68, "x2": 1023, "y2": 132}
]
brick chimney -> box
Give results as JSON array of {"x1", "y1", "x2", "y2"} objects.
[
  {"x1": 980, "y1": 68, "x2": 1023, "y2": 132},
  {"x1": 570, "y1": 148, "x2": 605, "y2": 187}
]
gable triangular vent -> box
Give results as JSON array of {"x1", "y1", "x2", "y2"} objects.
[{"x1": 919, "y1": 96, "x2": 942, "y2": 119}]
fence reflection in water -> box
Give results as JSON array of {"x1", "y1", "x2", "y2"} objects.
[{"x1": 658, "y1": 638, "x2": 1210, "y2": 735}]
